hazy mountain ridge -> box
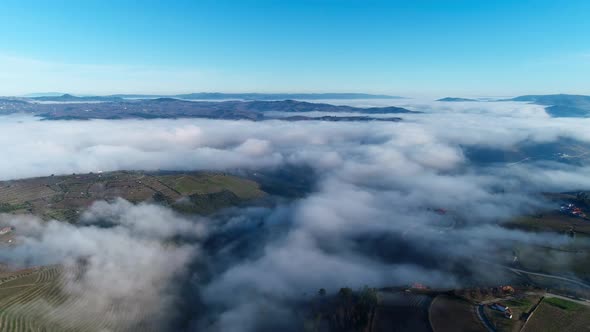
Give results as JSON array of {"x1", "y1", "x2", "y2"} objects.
[
  {"x1": 26, "y1": 92, "x2": 402, "y2": 102},
  {"x1": 280, "y1": 115, "x2": 402, "y2": 122},
  {"x1": 437, "y1": 97, "x2": 478, "y2": 102},
  {"x1": 0, "y1": 98, "x2": 414, "y2": 121},
  {"x1": 510, "y1": 94, "x2": 590, "y2": 117},
  {"x1": 32, "y1": 93, "x2": 123, "y2": 102}
]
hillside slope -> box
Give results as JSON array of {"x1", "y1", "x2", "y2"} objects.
[{"x1": 0, "y1": 171, "x2": 265, "y2": 221}]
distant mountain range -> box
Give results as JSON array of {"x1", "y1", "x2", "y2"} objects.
[
  {"x1": 434, "y1": 94, "x2": 590, "y2": 118},
  {"x1": 509, "y1": 94, "x2": 590, "y2": 117},
  {"x1": 32, "y1": 94, "x2": 123, "y2": 102},
  {"x1": 281, "y1": 115, "x2": 402, "y2": 122},
  {"x1": 27, "y1": 92, "x2": 402, "y2": 102},
  {"x1": 0, "y1": 97, "x2": 414, "y2": 121},
  {"x1": 12, "y1": 92, "x2": 590, "y2": 118},
  {"x1": 436, "y1": 97, "x2": 478, "y2": 102},
  {"x1": 22, "y1": 92, "x2": 68, "y2": 98}
]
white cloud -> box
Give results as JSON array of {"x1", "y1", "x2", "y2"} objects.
[{"x1": 0, "y1": 99, "x2": 589, "y2": 330}]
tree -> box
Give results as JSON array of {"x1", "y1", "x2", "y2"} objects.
[
  {"x1": 338, "y1": 287, "x2": 353, "y2": 299},
  {"x1": 152, "y1": 192, "x2": 167, "y2": 203},
  {"x1": 576, "y1": 192, "x2": 589, "y2": 204},
  {"x1": 358, "y1": 286, "x2": 379, "y2": 308}
]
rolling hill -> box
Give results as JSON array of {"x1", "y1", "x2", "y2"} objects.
[{"x1": 0, "y1": 171, "x2": 265, "y2": 221}]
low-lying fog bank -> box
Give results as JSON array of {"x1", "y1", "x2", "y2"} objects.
[{"x1": 1, "y1": 99, "x2": 590, "y2": 330}]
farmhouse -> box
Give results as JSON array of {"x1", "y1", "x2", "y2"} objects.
[
  {"x1": 0, "y1": 226, "x2": 14, "y2": 235},
  {"x1": 560, "y1": 203, "x2": 587, "y2": 218},
  {"x1": 490, "y1": 303, "x2": 513, "y2": 319}
]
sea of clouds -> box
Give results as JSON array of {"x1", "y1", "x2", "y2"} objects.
[{"x1": 1, "y1": 99, "x2": 590, "y2": 330}]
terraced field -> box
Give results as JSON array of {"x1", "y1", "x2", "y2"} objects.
[
  {"x1": 0, "y1": 170, "x2": 265, "y2": 221},
  {"x1": 0, "y1": 265, "x2": 158, "y2": 332}
]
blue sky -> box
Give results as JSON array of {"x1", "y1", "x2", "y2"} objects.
[{"x1": 0, "y1": 0, "x2": 589, "y2": 96}]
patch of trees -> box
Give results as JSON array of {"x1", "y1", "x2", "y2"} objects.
[
  {"x1": 0, "y1": 202, "x2": 27, "y2": 213},
  {"x1": 151, "y1": 192, "x2": 168, "y2": 204},
  {"x1": 305, "y1": 286, "x2": 379, "y2": 332},
  {"x1": 576, "y1": 192, "x2": 590, "y2": 207}
]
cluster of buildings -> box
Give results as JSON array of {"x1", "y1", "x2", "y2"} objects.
[
  {"x1": 560, "y1": 203, "x2": 587, "y2": 218},
  {"x1": 490, "y1": 303, "x2": 513, "y2": 319},
  {"x1": 500, "y1": 285, "x2": 515, "y2": 293},
  {"x1": 410, "y1": 282, "x2": 429, "y2": 290},
  {"x1": 0, "y1": 226, "x2": 14, "y2": 235}
]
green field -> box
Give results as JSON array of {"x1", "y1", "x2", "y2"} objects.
[
  {"x1": 544, "y1": 297, "x2": 584, "y2": 311},
  {"x1": 157, "y1": 172, "x2": 264, "y2": 199},
  {"x1": 0, "y1": 170, "x2": 265, "y2": 222}
]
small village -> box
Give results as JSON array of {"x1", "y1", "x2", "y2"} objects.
[{"x1": 560, "y1": 203, "x2": 588, "y2": 219}]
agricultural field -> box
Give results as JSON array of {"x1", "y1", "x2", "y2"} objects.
[
  {"x1": 371, "y1": 291, "x2": 433, "y2": 332},
  {"x1": 158, "y1": 173, "x2": 263, "y2": 199},
  {"x1": 507, "y1": 212, "x2": 590, "y2": 236},
  {"x1": 513, "y1": 244, "x2": 590, "y2": 282},
  {"x1": 524, "y1": 275, "x2": 590, "y2": 300},
  {"x1": 0, "y1": 170, "x2": 269, "y2": 330},
  {"x1": 429, "y1": 294, "x2": 485, "y2": 332},
  {"x1": 500, "y1": 192, "x2": 590, "y2": 284},
  {"x1": 0, "y1": 265, "x2": 157, "y2": 332},
  {"x1": 505, "y1": 190, "x2": 590, "y2": 235},
  {"x1": 0, "y1": 170, "x2": 266, "y2": 222},
  {"x1": 521, "y1": 297, "x2": 590, "y2": 332}
]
